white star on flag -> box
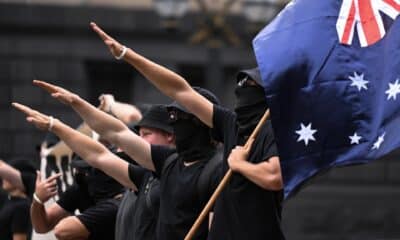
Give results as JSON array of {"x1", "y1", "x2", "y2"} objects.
[
  {"x1": 349, "y1": 72, "x2": 369, "y2": 91},
  {"x1": 372, "y1": 133, "x2": 386, "y2": 150},
  {"x1": 296, "y1": 123, "x2": 317, "y2": 146},
  {"x1": 349, "y1": 132, "x2": 362, "y2": 145},
  {"x1": 385, "y1": 79, "x2": 400, "y2": 100}
]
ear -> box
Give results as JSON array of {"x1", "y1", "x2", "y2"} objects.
[{"x1": 167, "y1": 133, "x2": 176, "y2": 146}]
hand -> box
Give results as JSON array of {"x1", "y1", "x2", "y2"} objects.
[
  {"x1": 90, "y1": 22, "x2": 125, "y2": 58},
  {"x1": 227, "y1": 146, "x2": 248, "y2": 172},
  {"x1": 34, "y1": 171, "x2": 62, "y2": 203},
  {"x1": 33, "y1": 80, "x2": 78, "y2": 105},
  {"x1": 12, "y1": 102, "x2": 56, "y2": 131},
  {"x1": 98, "y1": 94, "x2": 115, "y2": 113}
]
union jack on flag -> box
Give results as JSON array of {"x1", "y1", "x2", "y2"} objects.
[
  {"x1": 337, "y1": 0, "x2": 400, "y2": 47},
  {"x1": 253, "y1": 0, "x2": 400, "y2": 198}
]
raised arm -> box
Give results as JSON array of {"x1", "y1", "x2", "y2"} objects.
[
  {"x1": 30, "y1": 172, "x2": 68, "y2": 233},
  {"x1": 98, "y1": 94, "x2": 142, "y2": 124},
  {"x1": 91, "y1": 22, "x2": 214, "y2": 127},
  {"x1": 13, "y1": 102, "x2": 151, "y2": 188},
  {"x1": 0, "y1": 159, "x2": 26, "y2": 193},
  {"x1": 31, "y1": 81, "x2": 154, "y2": 171}
]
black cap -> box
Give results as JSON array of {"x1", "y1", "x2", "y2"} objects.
[
  {"x1": 8, "y1": 157, "x2": 37, "y2": 175},
  {"x1": 236, "y1": 67, "x2": 262, "y2": 86},
  {"x1": 167, "y1": 86, "x2": 220, "y2": 114},
  {"x1": 134, "y1": 104, "x2": 173, "y2": 134}
]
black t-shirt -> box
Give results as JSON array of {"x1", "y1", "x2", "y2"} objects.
[
  {"x1": 208, "y1": 105, "x2": 285, "y2": 240},
  {"x1": 151, "y1": 145, "x2": 213, "y2": 240},
  {"x1": 123, "y1": 164, "x2": 160, "y2": 240},
  {"x1": 85, "y1": 168, "x2": 125, "y2": 202},
  {"x1": 57, "y1": 183, "x2": 94, "y2": 213},
  {"x1": 0, "y1": 196, "x2": 31, "y2": 240}
]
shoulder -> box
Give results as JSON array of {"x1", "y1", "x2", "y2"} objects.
[{"x1": 213, "y1": 105, "x2": 236, "y2": 123}]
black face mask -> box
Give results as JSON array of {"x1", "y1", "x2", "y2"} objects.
[
  {"x1": 73, "y1": 170, "x2": 88, "y2": 186},
  {"x1": 234, "y1": 85, "x2": 267, "y2": 143},
  {"x1": 172, "y1": 118, "x2": 214, "y2": 162}
]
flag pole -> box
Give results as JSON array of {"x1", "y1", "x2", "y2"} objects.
[{"x1": 184, "y1": 109, "x2": 270, "y2": 240}]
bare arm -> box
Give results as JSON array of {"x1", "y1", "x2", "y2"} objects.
[
  {"x1": 28, "y1": 82, "x2": 155, "y2": 171},
  {"x1": 13, "y1": 233, "x2": 27, "y2": 240},
  {"x1": 99, "y1": 94, "x2": 142, "y2": 124},
  {"x1": 91, "y1": 22, "x2": 214, "y2": 127},
  {"x1": 0, "y1": 160, "x2": 25, "y2": 193},
  {"x1": 228, "y1": 147, "x2": 283, "y2": 191},
  {"x1": 31, "y1": 202, "x2": 70, "y2": 233},
  {"x1": 12, "y1": 103, "x2": 145, "y2": 189},
  {"x1": 30, "y1": 172, "x2": 68, "y2": 233}
]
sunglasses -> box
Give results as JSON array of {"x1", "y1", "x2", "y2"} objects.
[{"x1": 237, "y1": 76, "x2": 258, "y2": 87}]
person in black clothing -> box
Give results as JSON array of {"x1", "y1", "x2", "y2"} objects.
[
  {"x1": 13, "y1": 79, "x2": 221, "y2": 240},
  {"x1": 86, "y1": 22, "x2": 285, "y2": 239},
  {"x1": 0, "y1": 158, "x2": 37, "y2": 240},
  {"x1": 114, "y1": 104, "x2": 175, "y2": 240},
  {"x1": 207, "y1": 69, "x2": 285, "y2": 239},
  {"x1": 30, "y1": 152, "x2": 125, "y2": 240}
]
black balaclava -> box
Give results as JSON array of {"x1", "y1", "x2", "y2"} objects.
[
  {"x1": 73, "y1": 169, "x2": 88, "y2": 186},
  {"x1": 234, "y1": 76, "x2": 268, "y2": 144},
  {"x1": 172, "y1": 115, "x2": 215, "y2": 163},
  {"x1": 168, "y1": 86, "x2": 220, "y2": 162}
]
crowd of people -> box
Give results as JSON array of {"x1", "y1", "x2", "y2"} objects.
[{"x1": 1, "y1": 22, "x2": 285, "y2": 240}]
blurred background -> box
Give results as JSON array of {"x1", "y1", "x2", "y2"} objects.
[{"x1": 0, "y1": 0, "x2": 399, "y2": 239}]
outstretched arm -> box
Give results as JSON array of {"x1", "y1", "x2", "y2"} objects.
[
  {"x1": 0, "y1": 160, "x2": 26, "y2": 193},
  {"x1": 31, "y1": 81, "x2": 155, "y2": 171},
  {"x1": 98, "y1": 94, "x2": 142, "y2": 124},
  {"x1": 91, "y1": 22, "x2": 214, "y2": 127},
  {"x1": 13, "y1": 102, "x2": 146, "y2": 189}
]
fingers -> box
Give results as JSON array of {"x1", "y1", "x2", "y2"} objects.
[
  {"x1": 36, "y1": 171, "x2": 42, "y2": 183},
  {"x1": 12, "y1": 102, "x2": 34, "y2": 116},
  {"x1": 105, "y1": 40, "x2": 114, "y2": 46},
  {"x1": 90, "y1": 22, "x2": 111, "y2": 41},
  {"x1": 12, "y1": 102, "x2": 47, "y2": 119},
  {"x1": 49, "y1": 189, "x2": 58, "y2": 196},
  {"x1": 45, "y1": 173, "x2": 62, "y2": 182},
  {"x1": 33, "y1": 80, "x2": 59, "y2": 94}
]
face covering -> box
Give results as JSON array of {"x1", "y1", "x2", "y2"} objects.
[
  {"x1": 234, "y1": 85, "x2": 268, "y2": 143},
  {"x1": 172, "y1": 118, "x2": 215, "y2": 162},
  {"x1": 74, "y1": 170, "x2": 88, "y2": 186}
]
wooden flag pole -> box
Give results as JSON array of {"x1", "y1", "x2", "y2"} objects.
[{"x1": 184, "y1": 109, "x2": 270, "y2": 240}]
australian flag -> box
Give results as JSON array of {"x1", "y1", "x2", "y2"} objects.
[{"x1": 253, "y1": 0, "x2": 400, "y2": 198}]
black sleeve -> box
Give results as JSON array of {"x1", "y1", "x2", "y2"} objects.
[
  {"x1": 150, "y1": 145, "x2": 176, "y2": 177},
  {"x1": 11, "y1": 202, "x2": 30, "y2": 234},
  {"x1": 56, "y1": 184, "x2": 82, "y2": 213},
  {"x1": 128, "y1": 164, "x2": 149, "y2": 190},
  {"x1": 261, "y1": 120, "x2": 279, "y2": 161},
  {"x1": 20, "y1": 172, "x2": 36, "y2": 199},
  {"x1": 211, "y1": 105, "x2": 237, "y2": 143},
  {"x1": 115, "y1": 151, "x2": 138, "y2": 165}
]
